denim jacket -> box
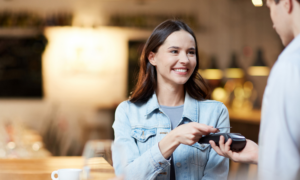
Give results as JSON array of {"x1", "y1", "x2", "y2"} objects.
[{"x1": 112, "y1": 92, "x2": 230, "y2": 180}]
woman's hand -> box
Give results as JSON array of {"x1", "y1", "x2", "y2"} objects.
[
  {"x1": 159, "y1": 122, "x2": 219, "y2": 159},
  {"x1": 173, "y1": 122, "x2": 219, "y2": 146},
  {"x1": 209, "y1": 136, "x2": 259, "y2": 164}
]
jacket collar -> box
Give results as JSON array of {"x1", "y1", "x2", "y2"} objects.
[
  {"x1": 145, "y1": 93, "x2": 160, "y2": 116},
  {"x1": 145, "y1": 92, "x2": 198, "y2": 123},
  {"x1": 182, "y1": 92, "x2": 198, "y2": 123}
]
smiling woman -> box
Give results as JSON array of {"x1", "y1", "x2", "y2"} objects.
[
  {"x1": 112, "y1": 20, "x2": 230, "y2": 180},
  {"x1": 130, "y1": 20, "x2": 209, "y2": 103}
]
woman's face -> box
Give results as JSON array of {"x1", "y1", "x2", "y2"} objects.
[{"x1": 149, "y1": 30, "x2": 197, "y2": 86}]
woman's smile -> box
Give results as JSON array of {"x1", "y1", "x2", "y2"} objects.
[{"x1": 172, "y1": 68, "x2": 189, "y2": 75}]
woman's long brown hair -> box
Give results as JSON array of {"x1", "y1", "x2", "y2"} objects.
[{"x1": 130, "y1": 20, "x2": 210, "y2": 103}]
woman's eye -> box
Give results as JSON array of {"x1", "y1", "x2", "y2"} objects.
[
  {"x1": 171, "y1": 50, "x2": 178, "y2": 54},
  {"x1": 188, "y1": 51, "x2": 195, "y2": 55}
]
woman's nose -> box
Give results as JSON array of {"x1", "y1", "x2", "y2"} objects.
[{"x1": 179, "y1": 53, "x2": 189, "y2": 63}]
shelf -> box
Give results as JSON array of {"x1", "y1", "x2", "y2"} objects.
[{"x1": 0, "y1": 28, "x2": 42, "y2": 37}]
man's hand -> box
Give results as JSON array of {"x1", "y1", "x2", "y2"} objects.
[{"x1": 209, "y1": 136, "x2": 259, "y2": 164}]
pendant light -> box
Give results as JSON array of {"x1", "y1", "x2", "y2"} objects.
[
  {"x1": 199, "y1": 55, "x2": 223, "y2": 80},
  {"x1": 252, "y1": 0, "x2": 263, "y2": 7},
  {"x1": 247, "y1": 49, "x2": 270, "y2": 76},
  {"x1": 225, "y1": 53, "x2": 244, "y2": 79}
]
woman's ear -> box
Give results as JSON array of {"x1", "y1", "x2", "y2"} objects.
[{"x1": 148, "y1": 52, "x2": 157, "y2": 66}]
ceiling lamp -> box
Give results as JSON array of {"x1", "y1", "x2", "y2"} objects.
[
  {"x1": 248, "y1": 49, "x2": 270, "y2": 76},
  {"x1": 252, "y1": 0, "x2": 263, "y2": 7},
  {"x1": 199, "y1": 56, "x2": 223, "y2": 80},
  {"x1": 225, "y1": 53, "x2": 244, "y2": 79}
]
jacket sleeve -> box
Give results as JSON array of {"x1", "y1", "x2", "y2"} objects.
[
  {"x1": 112, "y1": 101, "x2": 171, "y2": 180},
  {"x1": 202, "y1": 103, "x2": 230, "y2": 180}
]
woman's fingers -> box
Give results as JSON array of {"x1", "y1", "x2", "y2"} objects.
[
  {"x1": 194, "y1": 124, "x2": 211, "y2": 134},
  {"x1": 193, "y1": 134, "x2": 202, "y2": 141},
  {"x1": 193, "y1": 123, "x2": 218, "y2": 135},
  {"x1": 177, "y1": 123, "x2": 220, "y2": 145},
  {"x1": 209, "y1": 128, "x2": 219, "y2": 134}
]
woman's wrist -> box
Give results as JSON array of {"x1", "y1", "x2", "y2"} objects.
[
  {"x1": 158, "y1": 130, "x2": 180, "y2": 159},
  {"x1": 169, "y1": 129, "x2": 181, "y2": 146}
]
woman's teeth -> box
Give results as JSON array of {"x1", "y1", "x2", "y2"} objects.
[{"x1": 174, "y1": 69, "x2": 187, "y2": 72}]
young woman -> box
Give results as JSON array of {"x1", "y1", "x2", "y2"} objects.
[{"x1": 112, "y1": 20, "x2": 230, "y2": 180}]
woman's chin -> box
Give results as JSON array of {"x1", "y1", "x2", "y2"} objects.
[{"x1": 172, "y1": 79, "x2": 189, "y2": 86}]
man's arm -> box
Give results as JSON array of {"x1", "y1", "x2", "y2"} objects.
[{"x1": 258, "y1": 59, "x2": 300, "y2": 180}]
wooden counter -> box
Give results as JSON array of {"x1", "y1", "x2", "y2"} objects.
[{"x1": 0, "y1": 156, "x2": 115, "y2": 180}]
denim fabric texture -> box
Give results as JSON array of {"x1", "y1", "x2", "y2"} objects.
[{"x1": 112, "y1": 92, "x2": 230, "y2": 180}]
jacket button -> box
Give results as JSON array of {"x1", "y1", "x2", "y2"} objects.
[
  {"x1": 176, "y1": 162, "x2": 181, "y2": 168},
  {"x1": 159, "y1": 162, "x2": 163, "y2": 165},
  {"x1": 201, "y1": 144, "x2": 205, "y2": 148},
  {"x1": 159, "y1": 111, "x2": 163, "y2": 114}
]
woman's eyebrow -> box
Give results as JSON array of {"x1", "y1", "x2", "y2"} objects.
[
  {"x1": 167, "y1": 46, "x2": 195, "y2": 50},
  {"x1": 168, "y1": 46, "x2": 180, "y2": 49}
]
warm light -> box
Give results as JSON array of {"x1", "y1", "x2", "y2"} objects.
[
  {"x1": 7, "y1": 142, "x2": 16, "y2": 149},
  {"x1": 252, "y1": 0, "x2": 263, "y2": 7},
  {"x1": 248, "y1": 66, "x2": 270, "y2": 76},
  {"x1": 224, "y1": 80, "x2": 236, "y2": 92},
  {"x1": 244, "y1": 81, "x2": 253, "y2": 90},
  {"x1": 225, "y1": 68, "x2": 244, "y2": 78},
  {"x1": 43, "y1": 27, "x2": 129, "y2": 108},
  {"x1": 234, "y1": 86, "x2": 244, "y2": 99},
  {"x1": 211, "y1": 87, "x2": 227, "y2": 103},
  {"x1": 198, "y1": 69, "x2": 223, "y2": 80},
  {"x1": 32, "y1": 142, "x2": 41, "y2": 151},
  {"x1": 243, "y1": 81, "x2": 254, "y2": 98}
]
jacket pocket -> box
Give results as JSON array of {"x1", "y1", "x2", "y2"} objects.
[
  {"x1": 192, "y1": 143, "x2": 210, "y2": 151},
  {"x1": 190, "y1": 143, "x2": 210, "y2": 167},
  {"x1": 131, "y1": 128, "x2": 157, "y2": 143}
]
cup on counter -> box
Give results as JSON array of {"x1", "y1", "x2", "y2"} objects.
[{"x1": 51, "y1": 169, "x2": 82, "y2": 180}]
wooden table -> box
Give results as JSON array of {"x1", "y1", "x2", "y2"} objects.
[{"x1": 0, "y1": 156, "x2": 115, "y2": 180}]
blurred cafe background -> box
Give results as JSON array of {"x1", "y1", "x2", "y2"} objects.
[{"x1": 0, "y1": 0, "x2": 282, "y2": 179}]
